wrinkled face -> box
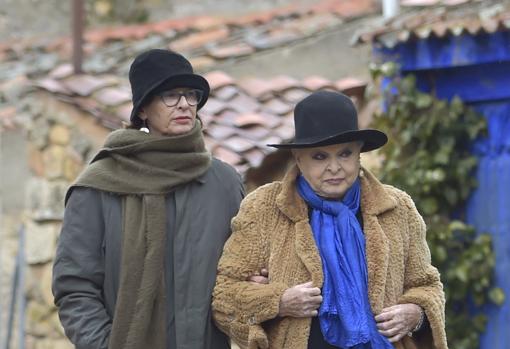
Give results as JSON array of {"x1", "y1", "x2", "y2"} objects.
[
  {"x1": 293, "y1": 141, "x2": 363, "y2": 200},
  {"x1": 139, "y1": 87, "x2": 199, "y2": 136}
]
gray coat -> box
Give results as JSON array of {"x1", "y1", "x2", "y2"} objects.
[{"x1": 52, "y1": 158, "x2": 244, "y2": 349}]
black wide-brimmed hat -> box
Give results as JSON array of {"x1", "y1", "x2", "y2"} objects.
[
  {"x1": 129, "y1": 49, "x2": 210, "y2": 122},
  {"x1": 268, "y1": 90, "x2": 387, "y2": 152}
]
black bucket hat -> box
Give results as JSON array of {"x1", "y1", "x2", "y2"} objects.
[
  {"x1": 129, "y1": 49, "x2": 210, "y2": 123},
  {"x1": 268, "y1": 90, "x2": 387, "y2": 152}
]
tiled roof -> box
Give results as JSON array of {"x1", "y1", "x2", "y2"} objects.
[
  {"x1": 30, "y1": 69, "x2": 368, "y2": 175},
  {"x1": 353, "y1": 0, "x2": 510, "y2": 48},
  {"x1": 0, "y1": 0, "x2": 377, "y2": 84},
  {"x1": 0, "y1": 1, "x2": 377, "y2": 170}
]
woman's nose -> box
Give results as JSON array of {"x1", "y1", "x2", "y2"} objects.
[
  {"x1": 327, "y1": 160, "x2": 341, "y2": 172},
  {"x1": 176, "y1": 95, "x2": 190, "y2": 108}
]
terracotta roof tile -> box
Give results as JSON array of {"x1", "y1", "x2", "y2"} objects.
[
  {"x1": 205, "y1": 71, "x2": 235, "y2": 90},
  {"x1": 330, "y1": 0, "x2": 377, "y2": 18},
  {"x1": 212, "y1": 146, "x2": 243, "y2": 165},
  {"x1": 214, "y1": 109, "x2": 239, "y2": 126},
  {"x1": 229, "y1": 93, "x2": 262, "y2": 114},
  {"x1": 62, "y1": 75, "x2": 114, "y2": 96},
  {"x1": 271, "y1": 3, "x2": 306, "y2": 18},
  {"x1": 190, "y1": 16, "x2": 228, "y2": 31},
  {"x1": 268, "y1": 75, "x2": 301, "y2": 92},
  {"x1": 24, "y1": 69, "x2": 368, "y2": 177},
  {"x1": 149, "y1": 20, "x2": 178, "y2": 35},
  {"x1": 213, "y1": 85, "x2": 239, "y2": 101},
  {"x1": 84, "y1": 28, "x2": 116, "y2": 45},
  {"x1": 236, "y1": 125, "x2": 272, "y2": 140},
  {"x1": 444, "y1": 0, "x2": 470, "y2": 5},
  {"x1": 233, "y1": 113, "x2": 268, "y2": 128},
  {"x1": 284, "y1": 13, "x2": 343, "y2": 36},
  {"x1": 222, "y1": 135, "x2": 255, "y2": 153},
  {"x1": 257, "y1": 112, "x2": 283, "y2": 129},
  {"x1": 274, "y1": 123, "x2": 295, "y2": 141},
  {"x1": 160, "y1": 17, "x2": 196, "y2": 31},
  {"x1": 205, "y1": 123, "x2": 237, "y2": 140},
  {"x1": 238, "y1": 78, "x2": 273, "y2": 99},
  {"x1": 431, "y1": 22, "x2": 449, "y2": 36},
  {"x1": 335, "y1": 78, "x2": 367, "y2": 96},
  {"x1": 207, "y1": 43, "x2": 256, "y2": 59},
  {"x1": 227, "y1": 11, "x2": 275, "y2": 27},
  {"x1": 260, "y1": 136, "x2": 282, "y2": 151},
  {"x1": 49, "y1": 64, "x2": 74, "y2": 79},
  {"x1": 302, "y1": 76, "x2": 336, "y2": 91},
  {"x1": 95, "y1": 87, "x2": 132, "y2": 107},
  {"x1": 188, "y1": 56, "x2": 216, "y2": 71},
  {"x1": 85, "y1": 24, "x2": 158, "y2": 45},
  {"x1": 3, "y1": 0, "x2": 379, "y2": 84},
  {"x1": 246, "y1": 28, "x2": 300, "y2": 50},
  {"x1": 200, "y1": 97, "x2": 229, "y2": 115},
  {"x1": 44, "y1": 37, "x2": 69, "y2": 55},
  {"x1": 356, "y1": 0, "x2": 510, "y2": 46},
  {"x1": 33, "y1": 78, "x2": 70, "y2": 94},
  {"x1": 262, "y1": 98, "x2": 293, "y2": 115},
  {"x1": 401, "y1": 0, "x2": 439, "y2": 6},
  {"x1": 107, "y1": 26, "x2": 141, "y2": 41},
  {"x1": 243, "y1": 147, "x2": 266, "y2": 168},
  {"x1": 481, "y1": 18, "x2": 500, "y2": 33},
  {"x1": 169, "y1": 27, "x2": 230, "y2": 52},
  {"x1": 281, "y1": 111, "x2": 295, "y2": 125},
  {"x1": 281, "y1": 88, "x2": 310, "y2": 103}
]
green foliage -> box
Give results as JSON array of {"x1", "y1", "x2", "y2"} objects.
[{"x1": 370, "y1": 63, "x2": 502, "y2": 349}]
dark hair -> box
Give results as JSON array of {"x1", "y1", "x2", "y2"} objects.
[{"x1": 125, "y1": 118, "x2": 144, "y2": 130}]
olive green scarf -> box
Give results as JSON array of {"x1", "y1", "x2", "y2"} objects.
[{"x1": 67, "y1": 123, "x2": 211, "y2": 349}]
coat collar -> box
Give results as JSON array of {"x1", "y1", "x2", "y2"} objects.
[
  {"x1": 276, "y1": 165, "x2": 308, "y2": 222},
  {"x1": 275, "y1": 164, "x2": 397, "y2": 311},
  {"x1": 359, "y1": 167, "x2": 397, "y2": 215}
]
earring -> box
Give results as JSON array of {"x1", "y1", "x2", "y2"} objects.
[{"x1": 140, "y1": 120, "x2": 149, "y2": 133}]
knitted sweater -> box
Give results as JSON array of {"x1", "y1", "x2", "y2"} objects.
[{"x1": 212, "y1": 166, "x2": 448, "y2": 349}]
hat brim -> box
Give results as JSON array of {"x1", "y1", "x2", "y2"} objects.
[
  {"x1": 130, "y1": 73, "x2": 210, "y2": 122},
  {"x1": 267, "y1": 129, "x2": 388, "y2": 152}
]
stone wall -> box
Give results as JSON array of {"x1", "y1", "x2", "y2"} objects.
[{"x1": 20, "y1": 92, "x2": 102, "y2": 349}]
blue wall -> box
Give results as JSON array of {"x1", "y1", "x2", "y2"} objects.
[{"x1": 375, "y1": 32, "x2": 510, "y2": 349}]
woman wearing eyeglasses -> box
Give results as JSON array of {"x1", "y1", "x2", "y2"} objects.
[{"x1": 52, "y1": 49, "x2": 245, "y2": 349}]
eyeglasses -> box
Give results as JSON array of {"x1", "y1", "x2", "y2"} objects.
[{"x1": 159, "y1": 89, "x2": 203, "y2": 107}]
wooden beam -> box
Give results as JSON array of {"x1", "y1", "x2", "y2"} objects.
[{"x1": 72, "y1": 0, "x2": 85, "y2": 74}]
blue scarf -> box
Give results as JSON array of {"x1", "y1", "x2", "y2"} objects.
[{"x1": 297, "y1": 175, "x2": 393, "y2": 349}]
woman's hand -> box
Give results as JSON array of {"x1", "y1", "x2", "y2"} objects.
[
  {"x1": 247, "y1": 268, "x2": 269, "y2": 284},
  {"x1": 278, "y1": 282, "x2": 322, "y2": 318},
  {"x1": 375, "y1": 303, "x2": 424, "y2": 342}
]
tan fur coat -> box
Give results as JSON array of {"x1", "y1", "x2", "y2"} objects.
[{"x1": 212, "y1": 166, "x2": 447, "y2": 349}]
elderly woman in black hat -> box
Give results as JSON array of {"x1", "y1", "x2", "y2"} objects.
[
  {"x1": 212, "y1": 91, "x2": 448, "y2": 349},
  {"x1": 52, "y1": 49, "x2": 244, "y2": 349}
]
